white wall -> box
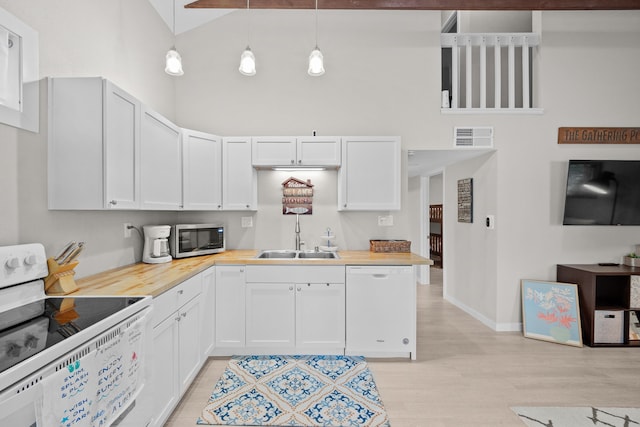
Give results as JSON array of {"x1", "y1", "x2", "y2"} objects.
[
  {"x1": 0, "y1": 0, "x2": 178, "y2": 277},
  {"x1": 444, "y1": 153, "x2": 498, "y2": 327},
  {"x1": 429, "y1": 173, "x2": 443, "y2": 204}
]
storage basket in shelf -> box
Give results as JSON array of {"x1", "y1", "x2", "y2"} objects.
[{"x1": 369, "y1": 239, "x2": 411, "y2": 253}]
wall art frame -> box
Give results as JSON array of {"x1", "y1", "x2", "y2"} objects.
[{"x1": 521, "y1": 279, "x2": 583, "y2": 347}]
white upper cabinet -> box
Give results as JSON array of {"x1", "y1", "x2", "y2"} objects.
[
  {"x1": 104, "y1": 81, "x2": 141, "y2": 209},
  {"x1": 296, "y1": 136, "x2": 341, "y2": 166},
  {"x1": 252, "y1": 137, "x2": 297, "y2": 167},
  {"x1": 182, "y1": 129, "x2": 222, "y2": 210},
  {"x1": 252, "y1": 136, "x2": 341, "y2": 167},
  {"x1": 48, "y1": 77, "x2": 141, "y2": 210},
  {"x1": 140, "y1": 105, "x2": 182, "y2": 210},
  {"x1": 222, "y1": 137, "x2": 257, "y2": 211},
  {"x1": 338, "y1": 136, "x2": 401, "y2": 211}
]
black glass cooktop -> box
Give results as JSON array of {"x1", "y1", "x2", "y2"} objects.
[{"x1": 0, "y1": 296, "x2": 144, "y2": 374}]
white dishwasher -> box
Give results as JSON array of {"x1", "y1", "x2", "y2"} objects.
[{"x1": 345, "y1": 265, "x2": 416, "y2": 360}]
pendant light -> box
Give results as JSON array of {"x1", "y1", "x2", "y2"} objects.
[
  {"x1": 239, "y1": 0, "x2": 256, "y2": 76},
  {"x1": 165, "y1": 0, "x2": 184, "y2": 76},
  {"x1": 308, "y1": 0, "x2": 325, "y2": 76}
]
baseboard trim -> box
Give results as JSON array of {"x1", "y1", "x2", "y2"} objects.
[{"x1": 444, "y1": 294, "x2": 522, "y2": 332}]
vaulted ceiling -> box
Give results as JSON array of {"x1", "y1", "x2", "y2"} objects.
[
  {"x1": 186, "y1": 0, "x2": 640, "y2": 10},
  {"x1": 150, "y1": 0, "x2": 640, "y2": 35}
]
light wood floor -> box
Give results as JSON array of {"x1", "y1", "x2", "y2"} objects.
[{"x1": 165, "y1": 268, "x2": 640, "y2": 426}]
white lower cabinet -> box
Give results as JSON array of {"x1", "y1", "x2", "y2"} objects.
[
  {"x1": 215, "y1": 265, "x2": 246, "y2": 348},
  {"x1": 200, "y1": 266, "x2": 216, "y2": 358},
  {"x1": 345, "y1": 265, "x2": 416, "y2": 360},
  {"x1": 296, "y1": 282, "x2": 345, "y2": 349},
  {"x1": 246, "y1": 283, "x2": 296, "y2": 348},
  {"x1": 215, "y1": 265, "x2": 345, "y2": 355},
  {"x1": 151, "y1": 274, "x2": 203, "y2": 427}
]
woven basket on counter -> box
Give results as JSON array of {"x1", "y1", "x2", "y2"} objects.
[{"x1": 369, "y1": 239, "x2": 411, "y2": 253}]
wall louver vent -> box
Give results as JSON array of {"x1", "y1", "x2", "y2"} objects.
[{"x1": 454, "y1": 127, "x2": 493, "y2": 148}]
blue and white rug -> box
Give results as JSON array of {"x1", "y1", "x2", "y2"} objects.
[
  {"x1": 197, "y1": 355, "x2": 390, "y2": 426},
  {"x1": 512, "y1": 406, "x2": 640, "y2": 426}
]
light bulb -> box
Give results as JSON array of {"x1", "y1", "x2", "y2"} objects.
[
  {"x1": 308, "y1": 47, "x2": 325, "y2": 76},
  {"x1": 165, "y1": 48, "x2": 184, "y2": 76},
  {"x1": 239, "y1": 47, "x2": 256, "y2": 76}
]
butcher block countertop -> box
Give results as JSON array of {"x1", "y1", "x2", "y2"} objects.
[{"x1": 74, "y1": 250, "x2": 432, "y2": 297}]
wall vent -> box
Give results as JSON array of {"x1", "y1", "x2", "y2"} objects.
[{"x1": 454, "y1": 127, "x2": 493, "y2": 148}]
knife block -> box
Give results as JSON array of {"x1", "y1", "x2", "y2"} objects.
[{"x1": 45, "y1": 257, "x2": 79, "y2": 295}]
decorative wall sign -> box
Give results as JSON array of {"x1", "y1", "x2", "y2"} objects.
[
  {"x1": 558, "y1": 127, "x2": 640, "y2": 144},
  {"x1": 457, "y1": 178, "x2": 473, "y2": 223},
  {"x1": 282, "y1": 177, "x2": 313, "y2": 215}
]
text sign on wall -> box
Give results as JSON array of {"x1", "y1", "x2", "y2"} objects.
[
  {"x1": 558, "y1": 127, "x2": 640, "y2": 144},
  {"x1": 457, "y1": 178, "x2": 473, "y2": 223}
]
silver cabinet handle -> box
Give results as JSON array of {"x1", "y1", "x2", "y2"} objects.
[
  {"x1": 109, "y1": 200, "x2": 118, "y2": 206},
  {"x1": 177, "y1": 289, "x2": 184, "y2": 295}
]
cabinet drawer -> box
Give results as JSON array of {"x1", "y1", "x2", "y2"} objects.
[
  {"x1": 246, "y1": 265, "x2": 345, "y2": 283},
  {"x1": 153, "y1": 274, "x2": 202, "y2": 326}
]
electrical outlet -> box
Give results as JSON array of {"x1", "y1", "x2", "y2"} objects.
[
  {"x1": 378, "y1": 215, "x2": 394, "y2": 226},
  {"x1": 241, "y1": 217, "x2": 253, "y2": 228},
  {"x1": 124, "y1": 223, "x2": 132, "y2": 238}
]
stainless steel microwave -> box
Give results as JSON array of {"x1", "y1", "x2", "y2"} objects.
[{"x1": 170, "y1": 224, "x2": 225, "y2": 258}]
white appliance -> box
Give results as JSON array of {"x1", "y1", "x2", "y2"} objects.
[
  {"x1": 345, "y1": 265, "x2": 416, "y2": 360},
  {"x1": 0, "y1": 244, "x2": 153, "y2": 427},
  {"x1": 143, "y1": 225, "x2": 172, "y2": 264}
]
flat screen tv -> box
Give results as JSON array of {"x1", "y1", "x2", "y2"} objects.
[{"x1": 563, "y1": 160, "x2": 640, "y2": 225}]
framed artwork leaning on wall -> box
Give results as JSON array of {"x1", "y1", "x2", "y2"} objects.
[{"x1": 521, "y1": 279, "x2": 583, "y2": 347}]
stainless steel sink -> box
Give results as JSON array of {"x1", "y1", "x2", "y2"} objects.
[
  {"x1": 297, "y1": 251, "x2": 338, "y2": 259},
  {"x1": 255, "y1": 250, "x2": 339, "y2": 259},
  {"x1": 256, "y1": 250, "x2": 298, "y2": 259}
]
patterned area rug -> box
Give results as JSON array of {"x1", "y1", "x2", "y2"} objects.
[
  {"x1": 197, "y1": 355, "x2": 390, "y2": 426},
  {"x1": 512, "y1": 406, "x2": 640, "y2": 426}
]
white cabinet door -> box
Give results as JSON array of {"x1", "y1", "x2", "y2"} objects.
[
  {"x1": 338, "y1": 136, "x2": 401, "y2": 211},
  {"x1": 178, "y1": 296, "x2": 202, "y2": 394},
  {"x1": 200, "y1": 266, "x2": 216, "y2": 358},
  {"x1": 215, "y1": 266, "x2": 246, "y2": 347},
  {"x1": 152, "y1": 314, "x2": 180, "y2": 427},
  {"x1": 297, "y1": 137, "x2": 341, "y2": 166},
  {"x1": 252, "y1": 136, "x2": 297, "y2": 167},
  {"x1": 48, "y1": 77, "x2": 141, "y2": 210},
  {"x1": 222, "y1": 137, "x2": 257, "y2": 210},
  {"x1": 251, "y1": 136, "x2": 341, "y2": 167},
  {"x1": 140, "y1": 105, "x2": 182, "y2": 210},
  {"x1": 246, "y1": 283, "x2": 296, "y2": 348},
  {"x1": 104, "y1": 80, "x2": 141, "y2": 209},
  {"x1": 346, "y1": 266, "x2": 416, "y2": 359},
  {"x1": 296, "y1": 282, "x2": 345, "y2": 348},
  {"x1": 182, "y1": 129, "x2": 222, "y2": 210}
]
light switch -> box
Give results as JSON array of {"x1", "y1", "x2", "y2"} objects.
[
  {"x1": 486, "y1": 215, "x2": 495, "y2": 229},
  {"x1": 241, "y1": 217, "x2": 253, "y2": 228}
]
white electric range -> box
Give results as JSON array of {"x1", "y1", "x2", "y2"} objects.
[{"x1": 0, "y1": 243, "x2": 153, "y2": 427}]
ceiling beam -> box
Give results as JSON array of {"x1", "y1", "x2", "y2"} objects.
[{"x1": 185, "y1": 0, "x2": 640, "y2": 10}]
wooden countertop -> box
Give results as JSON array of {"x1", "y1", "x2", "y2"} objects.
[{"x1": 74, "y1": 250, "x2": 432, "y2": 297}]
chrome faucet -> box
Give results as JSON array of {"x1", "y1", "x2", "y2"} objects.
[{"x1": 295, "y1": 214, "x2": 301, "y2": 251}]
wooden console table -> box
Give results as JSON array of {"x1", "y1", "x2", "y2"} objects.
[{"x1": 557, "y1": 264, "x2": 640, "y2": 347}]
